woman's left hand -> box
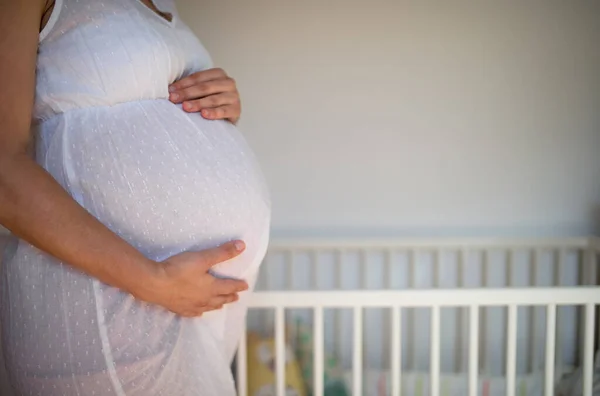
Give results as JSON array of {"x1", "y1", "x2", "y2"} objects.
[{"x1": 168, "y1": 68, "x2": 241, "y2": 124}]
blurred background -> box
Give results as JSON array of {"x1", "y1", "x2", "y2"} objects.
[
  {"x1": 0, "y1": 1, "x2": 599, "y2": 394},
  {"x1": 176, "y1": 0, "x2": 600, "y2": 238}
]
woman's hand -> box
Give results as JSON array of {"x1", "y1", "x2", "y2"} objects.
[
  {"x1": 141, "y1": 240, "x2": 249, "y2": 317},
  {"x1": 168, "y1": 68, "x2": 242, "y2": 124}
]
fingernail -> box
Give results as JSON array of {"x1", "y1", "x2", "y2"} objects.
[
  {"x1": 234, "y1": 241, "x2": 245, "y2": 251},
  {"x1": 170, "y1": 93, "x2": 179, "y2": 101},
  {"x1": 168, "y1": 85, "x2": 176, "y2": 93},
  {"x1": 202, "y1": 109, "x2": 211, "y2": 118},
  {"x1": 183, "y1": 102, "x2": 193, "y2": 111}
]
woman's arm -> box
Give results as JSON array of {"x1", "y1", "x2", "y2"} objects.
[
  {"x1": 0, "y1": 1, "x2": 247, "y2": 316},
  {"x1": 0, "y1": 0, "x2": 165, "y2": 299}
]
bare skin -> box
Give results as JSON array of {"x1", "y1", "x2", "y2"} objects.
[
  {"x1": 0, "y1": 0, "x2": 248, "y2": 317},
  {"x1": 169, "y1": 68, "x2": 242, "y2": 124}
]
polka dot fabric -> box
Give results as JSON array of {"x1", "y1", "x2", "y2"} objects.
[{"x1": 0, "y1": 1, "x2": 271, "y2": 395}]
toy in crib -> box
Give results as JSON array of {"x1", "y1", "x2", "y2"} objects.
[
  {"x1": 292, "y1": 319, "x2": 350, "y2": 396},
  {"x1": 246, "y1": 332, "x2": 307, "y2": 396}
]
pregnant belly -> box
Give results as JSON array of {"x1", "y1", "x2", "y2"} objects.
[{"x1": 38, "y1": 100, "x2": 271, "y2": 280}]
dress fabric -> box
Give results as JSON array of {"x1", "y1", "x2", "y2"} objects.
[{"x1": 0, "y1": 1, "x2": 271, "y2": 395}]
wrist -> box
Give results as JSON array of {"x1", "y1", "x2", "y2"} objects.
[{"x1": 126, "y1": 258, "x2": 166, "y2": 304}]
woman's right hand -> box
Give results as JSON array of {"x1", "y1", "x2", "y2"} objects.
[{"x1": 139, "y1": 240, "x2": 249, "y2": 317}]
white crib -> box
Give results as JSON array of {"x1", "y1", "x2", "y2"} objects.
[{"x1": 237, "y1": 236, "x2": 600, "y2": 396}]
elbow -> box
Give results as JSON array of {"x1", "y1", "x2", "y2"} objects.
[
  {"x1": 0, "y1": 137, "x2": 33, "y2": 166},
  {"x1": 0, "y1": 147, "x2": 32, "y2": 192},
  {"x1": 0, "y1": 148, "x2": 32, "y2": 232},
  {"x1": 0, "y1": 149, "x2": 28, "y2": 170}
]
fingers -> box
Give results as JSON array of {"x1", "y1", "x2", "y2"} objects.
[
  {"x1": 199, "y1": 105, "x2": 235, "y2": 121},
  {"x1": 197, "y1": 240, "x2": 246, "y2": 271},
  {"x1": 181, "y1": 293, "x2": 239, "y2": 316},
  {"x1": 206, "y1": 293, "x2": 240, "y2": 310},
  {"x1": 213, "y1": 277, "x2": 249, "y2": 295},
  {"x1": 169, "y1": 68, "x2": 228, "y2": 91},
  {"x1": 180, "y1": 91, "x2": 238, "y2": 111},
  {"x1": 168, "y1": 68, "x2": 241, "y2": 123},
  {"x1": 169, "y1": 77, "x2": 236, "y2": 103},
  {"x1": 184, "y1": 103, "x2": 239, "y2": 122},
  {"x1": 175, "y1": 293, "x2": 240, "y2": 317},
  {"x1": 198, "y1": 104, "x2": 235, "y2": 121},
  {"x1": 183, "y1": 98, "x2": 241, "y2": 124}
]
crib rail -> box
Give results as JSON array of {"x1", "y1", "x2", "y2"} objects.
[
  {"x1": 240, "y1": 288, "x2": 599, "y2": 396},
  {"x1": 265, "y1": 236, "x2": 591, "y2": 250},
  {"x1": 239, "y1": 237, "x2": 599, "y2": 396},
  {"x1": 248, "y1": 287, "x2": 599, "y2": 309}
]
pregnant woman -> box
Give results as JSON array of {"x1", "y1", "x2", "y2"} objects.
[{"x1": 0, "y1": 1, "x2": 271, "y2": 395}]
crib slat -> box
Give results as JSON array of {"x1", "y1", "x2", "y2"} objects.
[
  {"x1": 481, "y1": 250, "x2": 489, "y2": 375},
  {"x1": 506, "y1": 304, "x2": 518, "y2": 396},
  {"x1": 586, "y1": 247, "x2": 599, "y2": 359},
  {"x1": 391, "y1": 306, "x2": 401, "y2": 396},
  {"x1": 578, "y1": 249, "x2": 592, "y2": 367},
  {"x1": 583, "y1": 303, "x2": 595, "y2": 396},
  {"x1": 285, "y1": 250, "x2": 295, "y2": 328},
  {"x1": 408, "y1": 250, "x2": 416, "y2": 371},
  {"x1": 529, "y1": 249, "x2": 539, "y2": 373},
  {"x1": 468, "y1": 305, "x2": 479, "y2": 396},
  {"x1": 314, "y1": 306, "x2": 324, "y2": 396},
  {"x1": 595, "y1": 249, "x2": 600, "y2": 358},
  {"x1": 275, "y1": 307, "x2": 286, "y2": 396},
  {"x1": 383, "y1": 249, "x2": 393, "y2": 370},
  {"x1": 456, "y1": 249, "x2": 466, "y2": 373},
  {"x1": 555, "y1": 249, "x2": 564, "y2": 371},
  {"x1": 237, "y1": 322, "x2": 248, "y2": 396},
  {"x1": 544, "y1": 304, "x2": 556, "y2": 396},
  {"x1": 353, "y1": 306, "x2": 363, "y2": 396},
  {"x1": 260, "y1": 254, "x2": 271, "y2": 330},
  {"x1": 431, "y1": 306, "x2": 440, "y2": 396},
  {"x1": 334, "y1": 250, "x2": 343, "y2": 359}
]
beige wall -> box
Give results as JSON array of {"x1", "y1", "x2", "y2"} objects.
[{"x1": 176, "y1": 0, "x2": 600, "y2": 237}]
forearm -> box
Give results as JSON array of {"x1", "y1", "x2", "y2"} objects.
[{"x1": 0, "y1": 152, "x2": 158, "y2": 299}]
